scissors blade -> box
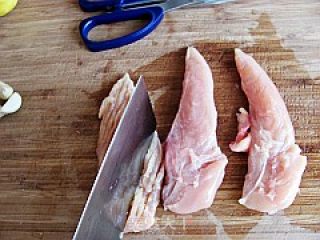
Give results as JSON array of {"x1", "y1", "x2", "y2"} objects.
[
  {"x1": 161, "y1": 0, "x2": 232, "y2": 12},
  {"x1": 122, "y1": 0, "x2": 166, "y2": 9}
]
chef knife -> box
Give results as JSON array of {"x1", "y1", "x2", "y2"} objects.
[{"x1": 73, "y1": 77, "x2": 157, "y2": 240}]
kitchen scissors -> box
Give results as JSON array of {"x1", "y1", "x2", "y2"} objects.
[{"x1": 79, "y1": 0, "x2": 230, "y2": 52}]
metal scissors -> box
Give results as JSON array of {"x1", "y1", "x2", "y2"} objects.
[{"x1": 79, "y1": 0, "x2": 231, "y2": 52}]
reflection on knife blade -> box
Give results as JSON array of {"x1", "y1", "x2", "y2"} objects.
[
  {"x1": 103, "y1": 132, "x2": 155, "y2": 231},
  {"x1": 124, "y1": 131, "x2": 164, "y2": 233},
  {"x1": 73, "y1": 76, "x2": 164, "y2": 240}
]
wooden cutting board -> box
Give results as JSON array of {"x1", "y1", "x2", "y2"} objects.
[{"x1": 0, "y1": 0, "x2": 319, "y2": 239}]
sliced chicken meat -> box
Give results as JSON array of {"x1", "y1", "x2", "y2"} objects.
[
  {"x1": 230, "y1": 49, "x2": 307, "y2": 214},
  {"x1": 104, "y1": 132, "x2": 163, "y2": 236},
  {"x1": 124, "y1": 132, "x2": 164, "y2": 233},
  {"x1": 97, "y1": 73, "x2": 135, "y2": 165},
  {"x1": 162, "y1": 47, "x2": 228, "y2": 214},
  {"x1": 97, "y1": 75, "x2": 163, "y2": 234}
]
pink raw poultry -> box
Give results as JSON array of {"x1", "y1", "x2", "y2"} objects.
[
  {"x1": 230, "y1": 49, "x2": 307, "y2": 214},
  {"x1": 162, "y1": 47, "x2": 228, "y2": 214}
]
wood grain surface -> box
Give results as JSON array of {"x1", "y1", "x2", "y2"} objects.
[{"x1": 0, "y1": 0, "x2": 320, "y2": 239}]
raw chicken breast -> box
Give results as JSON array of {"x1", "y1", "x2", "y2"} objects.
[
  {"x1": 162, "y1": 47, "x2": 228, "y2": 214},
  {"x1": 97, "y1": 73, "x2": 135, "y2": 165},
  {"x1": 97, "y1": 76, "x2": 163, "y2": 234},
  {"x1": 124, "y1": 132, "x2": 164, "y2": 233},
  {"x1": 230, "y1": 49, "x2": 307, "y2": 214}
]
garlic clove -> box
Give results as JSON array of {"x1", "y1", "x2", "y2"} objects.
[
  {"x1": 0, "y1": 92, "x2": 22, "y2": 118},
  {"x1": 0, "y1": 81, "x2": 14, "y2": 100}
]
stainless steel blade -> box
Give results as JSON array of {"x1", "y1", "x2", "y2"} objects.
[
  {"x1": 73, "y1": 77, "x2": 156, "y2": 240},
  {"x1": 123, "y1": 0, "x2": 166, "y2": 9},
  {"x1": 123, "y1": 0, "x2": 231, "y2": 11},
  {"x1": 160, "y1": 0, "x2": 231, "y2": 12}
]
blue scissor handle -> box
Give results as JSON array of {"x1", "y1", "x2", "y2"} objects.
[{"x1": 79, "y1": 6, "x2": 164, "y2": 52}]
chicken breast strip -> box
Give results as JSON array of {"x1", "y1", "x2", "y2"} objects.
[
  {"x1": 162, "y1": 47, "x2": 228, "y2": 214},
  {"x1": 230, "y1": 49, "x2": 307, "y2": 214}
]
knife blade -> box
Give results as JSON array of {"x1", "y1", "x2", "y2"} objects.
[{"x1": 73, "y1": 77, "x2": 156, "y2": 240}]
